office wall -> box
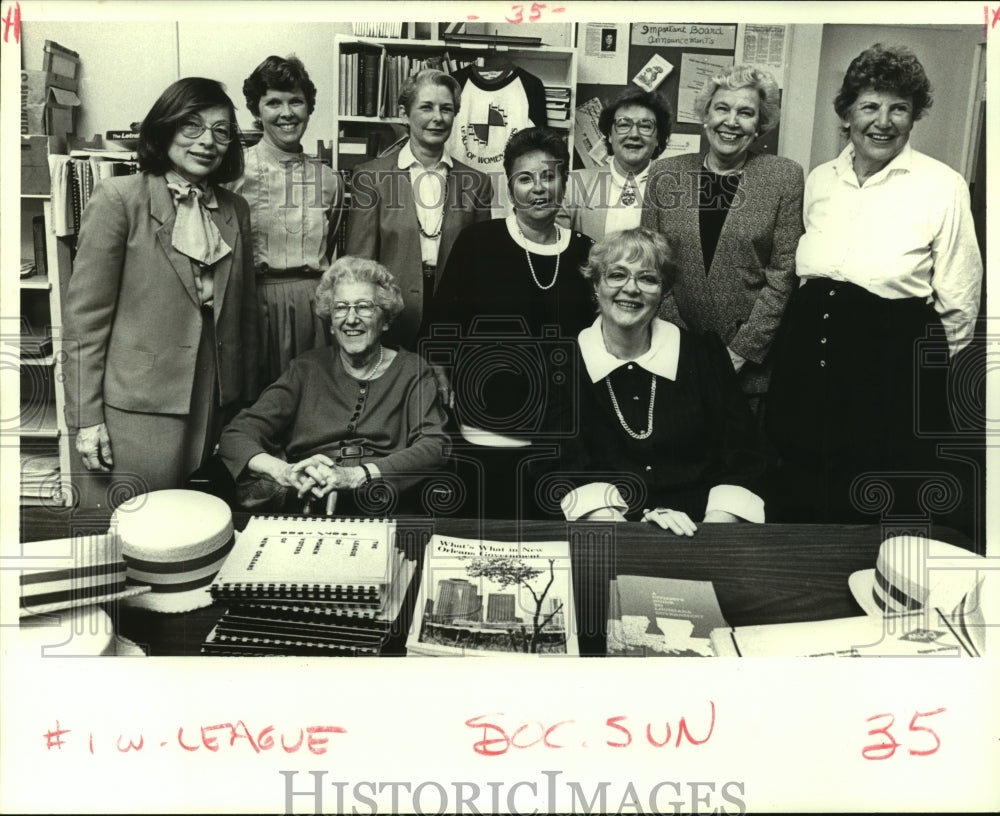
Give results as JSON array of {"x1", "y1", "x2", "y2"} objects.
[
  {"x1": 177, "y1": 22, "x2": 350, "y2": 142},
  {"x1": 21, "y1": 21, "x2": 351, "y2": 144},
  {"x1": 811, "y1": 24, "x2": 984, "y2": 175},
  {"x1": 778, "y1": 25, "x2": 823, "y2": 176},
  {"x1": 21, "y1": 21, "x2": 983, "y2": 177},
  {"x1": 20, "y1": 21, "x2": 178, "y2": 142}
]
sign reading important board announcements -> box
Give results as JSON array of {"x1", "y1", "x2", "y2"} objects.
[{"x1": 631, "y1": 23, "x2": 737, "y2": 50}]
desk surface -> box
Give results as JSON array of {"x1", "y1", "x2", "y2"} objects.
[{"x1": 19, "y1": 508, "x2": 974, "y2": 657}]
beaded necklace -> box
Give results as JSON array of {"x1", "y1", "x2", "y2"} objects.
[
  {"x1": 414, "y1": 172, "x2": 449, "y2": 240},
  {"x1": 605, "y1": 373, "x2": 656, "y2": 440},
  {"x1": 517, "y1": 224, "x2": 561, "y2": 291}
]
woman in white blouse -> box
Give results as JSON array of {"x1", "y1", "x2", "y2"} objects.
[
  {"x1": 765, "y1": 44, "x2": 982, "y2": 523},
  {"x1": 557, "y1": 86, "x2": 672, "y2": 240}
]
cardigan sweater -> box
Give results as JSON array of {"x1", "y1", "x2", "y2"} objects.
[{"x1": 219, "y1": 347, "x2": 448, "y2": 491}]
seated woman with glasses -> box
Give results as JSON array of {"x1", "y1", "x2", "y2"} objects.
[
  {"x1": 218, "y1": 256, "x2": 449, "y2": 514},
  {"x1": 62, "y1": 77, "x2": 258, "y2": 509},
  {"x1": 533, "y1": 227, "x2": 766, "y2": 535},
  {"x1": 557, "y1": 87, "x2": 672, "y2": 240}
]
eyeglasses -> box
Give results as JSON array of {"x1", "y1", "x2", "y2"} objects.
[
  {"x1": 613, "y1": 117, "x2": 657, "y2": 136},
  {"x1": 602, "y1": 268, "x2": 663, "y2": 292},
  {"x1": 178, "y1": 121, "x2": 235, "y2": 144},
  {"x1": 332, "y1": 301, "x2": 379, "y2": 319}
]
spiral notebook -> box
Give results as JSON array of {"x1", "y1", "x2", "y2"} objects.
[{"x1": 211, "y1": 516, "x2": 395, "y2": 602}]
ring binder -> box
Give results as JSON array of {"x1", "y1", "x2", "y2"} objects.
[{"x1": 205, "y1": 516, "x2": 414, "y2": 656}]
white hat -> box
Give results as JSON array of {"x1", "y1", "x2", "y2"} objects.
[
  {"x1": 19, "y1": 606, "x2": 146, "y2": 657},
  {"x1": 18, "y1": 532, "x2": 150, "y2": 617},
  {"x1": 849, "y1": 535, "x2": 987, "y2": 655},
  {"x1": 113, "y1": 490, "x2": 234, "y2": 614}
]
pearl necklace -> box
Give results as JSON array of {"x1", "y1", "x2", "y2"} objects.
[
  {"x1": 605, "y1": 373, "x2": 656, "y2": 440},
  {"x1": 518, "y1": 225, "x2": 561, "y2": 291},
  {"x1": 342, "y1": 345, "x2": 384, "y2": 381},
  {"x1": 704, "y1": 153, "x2": 746, "y2": 175}
]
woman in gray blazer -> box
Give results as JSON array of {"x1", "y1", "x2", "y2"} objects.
[
  {"x1": 641, "y1": 65, "x2": 804, "y2": 414},
  {"x1": 63, "y1": 78, "x2": 258, "y2": 508},
  {"x1": 345, "y1": 69, "x2": 493, "y2": 349}
]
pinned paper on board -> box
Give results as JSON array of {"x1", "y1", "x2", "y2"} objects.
[
  {"x1": 573, "y1": 96, "x2": 609, "y2": 168},
  {"x1": 632, "y1": 54, "x2": 674, "y2": 92},
  {"x1": 578, "y1": 22, "x2": 629, "y2": 85},
  {"x1": 735, "y1": 23, "x2": 789, "y2": 87},
  {"x1": 659, "y1": 133, "x2": 702, "y2": 159},
  {"x1": 677, "y1": 53, "x2": 735, "y2": 124}
]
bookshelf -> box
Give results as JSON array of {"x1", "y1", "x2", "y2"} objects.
[
  {"x1": 17, "y1": 196, "x2": 74, "y2": 507},
  {"x1": 331, "y1": 34, "x2": 578, "y2": 171}
]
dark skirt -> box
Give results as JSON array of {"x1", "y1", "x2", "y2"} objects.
[
  {"x1": 258, "y1": 272, "x2": 330, "y2": 387},
  {"x1": 764, "y1": 279, "x2": 952, "y2": 523}
]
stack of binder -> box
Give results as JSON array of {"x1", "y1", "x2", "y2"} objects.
[
  {"x1": 544, "y1": 86, "x2": 571, "y2": 122},
  {"x1": 203, "y1": 515, "x2": 415, "y2": 656}
]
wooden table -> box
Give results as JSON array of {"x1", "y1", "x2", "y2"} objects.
[{"x1": 18, "y1": 507, "x2": 974, "y2": 656}]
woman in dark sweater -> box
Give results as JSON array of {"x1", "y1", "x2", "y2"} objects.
[
  {"x1": 534, "y1": 227, "x2": 766, "y2": 535},
  {"x1": 220, "y1": 256, "x2": 448, "y2": 514},
  {"x1": 422, "y1": 127, "x2": 594, "y2": 519}
]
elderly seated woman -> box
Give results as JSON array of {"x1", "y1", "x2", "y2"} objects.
[
  {"x1": 535, "y1": 227, "x2": 766, "y2": 535},
  {"x1": 218, "y1": 256, "x2": 449, "y2": 514}
]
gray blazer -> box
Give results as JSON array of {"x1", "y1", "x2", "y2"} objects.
[
  {"x1": 345, "y1": 152, "x2": 492, "y2": 348},
  {"x1": 642, "y1": 151, "x2": 804, "y2": 395},
  {"x1": 63, "y1": 172, "x2": 258, "y2": 429}
]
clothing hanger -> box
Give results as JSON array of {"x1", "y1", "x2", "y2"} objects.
[{"x1": 475, "y1": 35, "x2": 514, "y2": 79}]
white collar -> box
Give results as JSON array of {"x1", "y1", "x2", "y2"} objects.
[
  {"x1": 608, "y1": 159, "x2": 650, "y2": 188},
  {"x1": 834, "y1": 140, "x2": 914, "y2": 183},
  {"x1": 256, "y1": 137, "x2": 304, "y2": 162},
  {"x1": 505, "y1": 214, "x2": 570, "y2": 255},
  {"x1": 397, "y1": 141, "x2": 453, "y2": 171},
  {"x1": 578, "y1": 316, "x2": 680, "y2": 383}
]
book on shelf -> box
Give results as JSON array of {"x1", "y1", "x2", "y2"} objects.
[
  {"x1": 361, "y1": 51, "x2": 381, "y2": 118},
  {"x1": 407, "y1": 535, "x2": 579, "y2": 657},
  {"x1": 31, "y1": 215, "x2": 47, "y2": 279},
  {"x1": 20, "y1": 450, "x2": 59, "y2": 501},
  {"x1": 338, "y1": 54, "x2": 347, "y2": 116},
  {"x1": 376, "y1": 48, "x2": 389, "y2": 118},
  {"x1": 346, "y1": 54, "x2": 357, "y2": 116},
  {"x1": 19, "y1": 329, "x2": 52, "y2": 359},
  {"x1": 708, "y1": 612, "x2": 973, "y2": 657},
  {"x1": 608, "y1": 575, "x2": 728, "y2": 657}
]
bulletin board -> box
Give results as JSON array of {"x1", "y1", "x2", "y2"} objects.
[{"x1": 573, "y1": 22, "x2": 781, "y2": 168}]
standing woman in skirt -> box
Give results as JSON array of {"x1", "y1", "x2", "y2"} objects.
[
  {"x1": 63, "y1": 77, "x2": 259, "y2": 508},
  {"x1": 765, "y1": 44, "x2": 982, "y2": 523},
  {"x1": 230, "y1": 55, "x2": 343, "y2": 385}
]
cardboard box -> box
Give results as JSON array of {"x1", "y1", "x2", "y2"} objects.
[
  {"x1": 42, "y1": 40, "x2": 80, "y2": 80},
  {"x1": 21, "y1": 135, "x2": 67, "y2": 195},
  {"x1": 21, "y1": 70, "x2": 81, "y2": 136}
]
